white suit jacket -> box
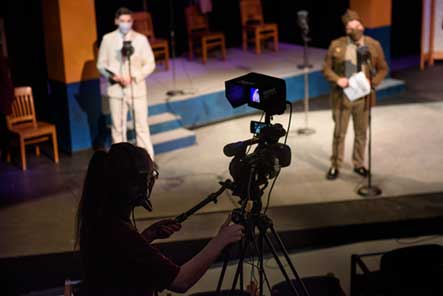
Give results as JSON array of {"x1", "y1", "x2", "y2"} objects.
[{"x1": 97, "y1": 29, "x2": 156, "y2": 98}]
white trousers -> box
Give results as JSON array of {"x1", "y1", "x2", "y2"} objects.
[{"x1": 109, "y1": 95, "x2": 155, "y2": 160}]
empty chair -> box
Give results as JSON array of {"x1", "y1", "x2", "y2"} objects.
[
  {"x1": 6, "y1": 87, "x2": 59, "y2": 170},
  {"x1": 240, "y1": 0, "x2": 279, "y2": 54},
  {"x1": 185, "y1": 5, "x2": 227, "y2": 64},
  {"x1": 132, "y1": 11, "x2": 170, "y2": 70}
]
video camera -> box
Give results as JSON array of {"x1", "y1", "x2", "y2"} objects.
[{"x1": 223, "y1": 73, "x2": 292, "y2": 212}]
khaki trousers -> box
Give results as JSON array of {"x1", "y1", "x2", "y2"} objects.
[
  {"x1": 331, "y1": 96, "x2": 368, "y2": 168},
  {"x1": 109, "y1": 95, "x2": 155, "y2": 160}
]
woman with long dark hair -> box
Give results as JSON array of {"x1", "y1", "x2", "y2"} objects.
[{"x1": 76, "y1": 143, "x2": 244, "y2": 295}]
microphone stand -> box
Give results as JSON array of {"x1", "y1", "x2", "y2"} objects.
[
  {"x1": 358, "y1": 54, "x2": 382, "y2": 197},
  {"x1": 166, "y1": 0, "x2": 185, "y2": 97},
  {"x1": 122, "y1": 40, "x2": 138, "y2": 146},
  {"x1": 296, "y1": 20, "x2": 315, "y2": 136}
]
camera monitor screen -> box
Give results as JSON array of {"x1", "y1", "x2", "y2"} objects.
[
  {"x1": 250, "y1": 88, "x2": 261, "y2": 103},
  {"x1": 225, "y1": 72, "x2": 287, "y2": 116}
]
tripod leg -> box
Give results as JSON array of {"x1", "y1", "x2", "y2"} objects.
[
  {"x1": 259, "y1": 234, "x2": 264, "y2": 296},
  {"x1": 216, "y1": 247, "x2": 231, "y2": 294},
  {"x1": 269, "y1": 225, "x2": 311, "y2": 296},
  {"x1": 248, "y1": 227, "x2": 273, "y2": 296},
  {"x1": 262, "y1": 232, "x2": 300, "y2": 296},
  {"x1": 240, "y1": 239, "x2": 244, "y2": 293},
  {"x1": 229, "y1": 239, "x2": 248, "y2": 296}
]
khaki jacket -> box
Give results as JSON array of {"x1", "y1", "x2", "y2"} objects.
[
  {"x1": 97, "y1": 30, "x2": 156, "y2": 98},
  {"x1": 323, "y1": 36, "x2": 388, "y2": 109}
]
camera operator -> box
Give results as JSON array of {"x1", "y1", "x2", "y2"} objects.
[
  {"x1": 97, "y1": 7, "x2": 155, "y2": 160},
  {"x1": 76, "y1": 142, "x2": 244, "y2": 295}
]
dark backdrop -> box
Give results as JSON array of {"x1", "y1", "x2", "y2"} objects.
[
  {"x1": 95, "y1": 0, "x2": 350, "y2": 54},
  {"x1": 2, "y1": 0, "x2": 50, "y2": 122},
  {"x1": 391, "y1": 0, "x2": 422, "y2": 58}
]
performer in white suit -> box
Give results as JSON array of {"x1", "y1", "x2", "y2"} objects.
[{"x1": 97, "y1": 7, "x2": 156, "y2": 159}]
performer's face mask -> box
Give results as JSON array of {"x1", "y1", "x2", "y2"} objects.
[
  {"x1": 118, "y1": 22, "x2": 132, "y2": 34},
  {"x1": 116, "y1": 14, "x2": 133, "y2": 35},
  {"x1": 348, "y1": 28, "x2": 364, "y2": 42}
]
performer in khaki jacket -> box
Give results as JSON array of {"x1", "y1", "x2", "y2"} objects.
[
  {"x1": 323, "y1": 10, "x2": 388, "y2": 180},
  {"x1": 97, "y1": 7, "x2": 156, "y2": 159}
]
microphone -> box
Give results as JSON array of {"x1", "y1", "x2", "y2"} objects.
[
  {"x1": 357, "y1": 45, "x2": 376, "y2": 76},
  {"x1": 140, "y1": 198, "x2": 153, "y2": 212},
  {"x1": 297, "y1": 10, "x2": 310, "y2": 41},
  {"x1": 223, "y1": 138, "x2": 260, "y2": 157},
  {"x1": 357, "y1": 45, "x2": 370, "y2": 62},
  {"x1": 121, "y1": 40, "x2": 134, "y2": 58},
  {"x1": 297, "y1": 10, "x2": 309, "y2": 32},
  {"x1": 137, "y1": 189, "x2": 153, "y2": 212},
  {"x1": 223, "y1": 124, "x2": 286, "y2": 157}
]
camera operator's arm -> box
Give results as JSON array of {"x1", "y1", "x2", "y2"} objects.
[
  {"x1": 169, "y1": 216, "x2": 244, "y2": 293},
  {"x1": 131, "y1": 36, "x2": 156, "y2": 83}
]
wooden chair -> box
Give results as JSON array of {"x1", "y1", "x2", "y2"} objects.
[
  {"x1": 185, "y1": 5, "x2": 227, "y2": 64},
  {"x1": 132, "y1": 11, "x2": 170, "y2": 70},
  {"x1": 6, "y1": 87, "x2": 59, "y2": 170},
  {"x1": 64, "y1": 279, "x2": 82, "y2": 296},
  {"x1": 240, "y1": 0, "x2": 279, "y2": 54}
]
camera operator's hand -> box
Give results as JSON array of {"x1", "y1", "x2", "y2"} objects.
[
  {"x1": 336, "y1": 77, "x2": 349, "y2": 88},
  {"x1": 170, "y1": 215, "x2": 244, "y2": 293},
  {"x1": 214, "y1": 215, "x2": 244, "y2": 247},
  {"x1": 141, "y1": 219, "x2": 181, "y2": 243}
]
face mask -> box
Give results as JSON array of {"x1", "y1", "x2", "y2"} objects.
[
  {"x1": 118, "y1": 22, "x2": 132, "y2": 34},
  {"x1": 348, "y1": 28, "x2": 363, "y2": 42}
]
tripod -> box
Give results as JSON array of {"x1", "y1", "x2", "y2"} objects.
[
  {"x1": 216, "y1": 212, "x2": 311, "y2": 296},
  {"x1": 175, "y1": 177, "x2": 311, "y2": 296},
  {"x1": 357, "y1": 48, "x2": 382, "y2": 197}
]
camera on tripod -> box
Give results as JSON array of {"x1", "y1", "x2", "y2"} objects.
[
  {"x1": 224, "y1": 72, "x2": 291, "y2": 213},
  {"x1": 175, "y1": 74, "x2": 309, "y2": 296}
]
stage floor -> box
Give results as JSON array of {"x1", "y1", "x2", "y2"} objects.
[
  {"x1": 0, "y1": 63, "x2": 442, "y2": 260},
  {"x1": 145, "y1": 43, "x2": 327, "y2": 105},
  {"x1": 141, "y1": 100, "x2": 443, "y2": 216}
]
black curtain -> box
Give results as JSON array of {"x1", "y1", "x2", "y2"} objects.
[
  {"x1": 2, "y1": 0, "x2": 50, "y2": 122},
  {"x1": 95, "y1": 0, "x2": 350, "y2": 55},
  {"x1": 391, "y1": 0, "x2": 422, "y2": 58}
]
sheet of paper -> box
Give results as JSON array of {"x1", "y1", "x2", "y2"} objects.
[{"x1": 344, "y1": 72, "x2": 371, "y2": 101}]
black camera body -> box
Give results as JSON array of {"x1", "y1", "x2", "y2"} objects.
[{"x1": 227, "y1": 123, "x2": 291, "y2": 201}]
